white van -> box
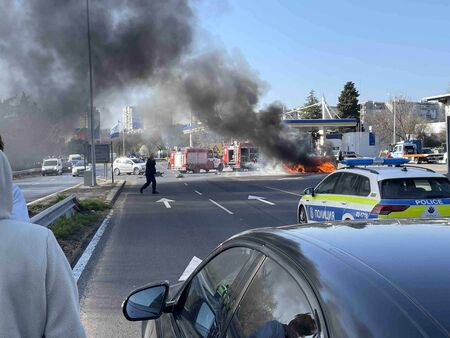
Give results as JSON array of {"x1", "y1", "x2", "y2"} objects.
[
  {"x1": 68, "y1": 154, "x2": 83, "y2": 163},
  {"x1": 41, "y1": 158, "x2": 63, "y2": 176}
]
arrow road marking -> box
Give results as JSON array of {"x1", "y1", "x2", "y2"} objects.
[
  {"x1": 157, "y1": 198, "x2": 174, "y2": 208},
  {"x1": 248, "y1": 195, "x2": 276, "y2": 206}
]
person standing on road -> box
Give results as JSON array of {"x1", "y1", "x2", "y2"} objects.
[
  {"x1": 0, "y1": 150, "x2": 87, "y2": 338},
  {"x1": 140, "y1": 153, "x2": 159, "y2": 194},
  {"x1": 0, "y1": 135, "x2": 30, "y2": 222}
]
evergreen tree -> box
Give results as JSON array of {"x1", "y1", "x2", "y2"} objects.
[
  {"x1": 337, "y1": 81, "x2": 361, "y2": 118},
  {"x1": 301, "y1": 90, "x2": 322, "y2": 119}
]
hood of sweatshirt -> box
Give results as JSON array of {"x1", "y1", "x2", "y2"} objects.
[{"x1": 0, "y1": 150, "x2": 13, "y2": 220}]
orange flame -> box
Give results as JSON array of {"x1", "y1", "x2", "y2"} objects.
[{"x1": 284, "y1": 159, "x2": 336, "y2": 174}]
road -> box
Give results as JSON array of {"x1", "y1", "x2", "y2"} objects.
[
  {"x1": 16, "y1": 165, "x2": 112, "y2": 203},
  {"x1": 77, "y1": 166, "x2": 325, "y2": 337}
]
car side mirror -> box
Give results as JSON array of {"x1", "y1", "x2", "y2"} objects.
[
  {"x1": 122, "y1": 281, "x2": 169, "y2": 322},
  {"x1": 304, "y1": 187, "x2": 315, "y2": 197}
]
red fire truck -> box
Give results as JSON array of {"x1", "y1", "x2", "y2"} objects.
[
  {"x1": 169, "y1": 148, "x2": 223, "y2": 173},
  {"x1": 222, "y1": 142, "x2": 258, "y2": 170}
]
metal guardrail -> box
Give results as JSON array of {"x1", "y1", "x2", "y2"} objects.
[
  {"x1": 30, "y1": 194, "x2": 80, "y2": 227},
  {"x1": 13, "y1": 168, "x2": 41, "y2": 178}
]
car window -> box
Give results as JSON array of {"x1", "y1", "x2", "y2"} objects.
[
  {"x1": 334, "y1": 173, "x2": 361, "y2": 195},
  {"x1": 357, "y1": 176, "x2": 371, "y2": 196},
  {"x1": 381, "y1": 177, "x2": 450, "y2": 199},
  {"x1": 43, "y1": 160, "x2": 58, "y2": 166},
  {"x1": 176, "y1": 247, "x2": 261, "y2": 338},
  {"x1": 226, "y1": 258, "x2": 318, "y2": 338},
  {"x1": 315, "y1": 173, "x2": 341, "y2": 194}
]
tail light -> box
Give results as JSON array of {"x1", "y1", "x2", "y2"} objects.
[{"x1": 371, "y1": 204, "x2": 410, "y2": 215}]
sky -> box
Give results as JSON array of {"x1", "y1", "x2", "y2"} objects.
[{"x1": 195, "y1": 0, "x2": 450, "y2": 108}]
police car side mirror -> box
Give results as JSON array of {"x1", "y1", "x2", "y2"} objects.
[{"x1": 304, "y1": 187, "x2": 315, "y2": 197}]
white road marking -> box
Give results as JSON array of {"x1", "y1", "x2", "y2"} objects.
[
  {"x1": 184, "y1": 183, "x2": 188, "y2": 186},
  {"x1": 264, "y1": 186, "x2": 302, "y2": 197},
  {"x1": 179, "y1": 256, "x2": 203, "y2": 281},
  {"x1": 209, "y1": 199, "x2": 234, "y2": 215},
  {"x1": 73, "y1": 209, "x2": 113, "y2": 283},
  {"x1": 194, "y1": 190, "x2": 203, "y2": 196},
  {"x1": 278, "y1": 177, "x2": 303, "y2": 180},
  {"x1": 157, "y1": 198, "x2": 174, "y2": 208},
  {"x1": 248, "y1": 195, "x2": 276, "y2": 206}
]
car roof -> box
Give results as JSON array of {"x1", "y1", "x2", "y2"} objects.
[
  {"x1": 337, "y1": 166, "x2": 444, "y2": 180},
  {"x1": 231, "y1": 219, "x2": 450, "y2": 336}
]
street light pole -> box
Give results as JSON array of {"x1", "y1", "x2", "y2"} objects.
[
  {"x1": 393, "y1": 97, "x2": 396, "y2": 144},
  {"x1": 86, "y1": 0, "x2": 96, "y2": 186}
]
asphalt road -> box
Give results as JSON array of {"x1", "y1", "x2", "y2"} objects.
[
  {"x1": 77, "y1": 167, "x2": 325, "y2": 337},
  {"x1": 16, "y1": 165, "x2": 112, "y2": 203}
]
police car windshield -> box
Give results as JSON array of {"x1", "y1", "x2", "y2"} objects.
[{"x1": 381, "y1": 178, "x2": 450, "y2": 199}]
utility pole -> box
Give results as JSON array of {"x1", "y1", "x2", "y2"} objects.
[
  {"x1": 189, "y1": 111, "x2": 193, "y2": 147},
  {"x1": 86, "y1": 0, "x2": 96, "y2": 186},
  {"x1": 122, "y1": 122, "x2": 126, "y2": 156},
  {"x1": 393, "y1": 97, "x2": 396, "y2": 144}
]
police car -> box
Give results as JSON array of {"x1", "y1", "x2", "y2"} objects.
[{"x1": 298, "y1": 158, "x2": 450, "y2": 223}]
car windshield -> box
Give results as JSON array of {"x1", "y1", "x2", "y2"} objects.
[
  {"x1": 381, "y1": 178, "x2": 450, "y2": 199},
  {"x1": 43, "y1": 160, "x2": 58, "y2": 166},
  {"x1": 422, "y1": 149, "x2": 433, "y2": 154},
  {"x1": 131, "y1": 159, "x2": 144, "y2": 163},
  {"x1": 75, "y1": 161, "x2": 86, "y2": 167}
]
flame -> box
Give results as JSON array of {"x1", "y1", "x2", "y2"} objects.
[{"x1": 284, "y1": 159, "x2": 336, "y2": 174}]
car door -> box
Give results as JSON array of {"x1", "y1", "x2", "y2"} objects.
[
  {"x1": 158, "y1": 247, "x2": 263, "y2": 338},
  {"x1": 125, "y1": 159, "x2": 134, "y2": 173},
  {"x1": 307, "y1": 173, "x2": 341, "y2": 222},
  {"x1": 225, "y1": 257, "x2": 321, "y2": 338}
]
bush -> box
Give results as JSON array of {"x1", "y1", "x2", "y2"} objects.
[{"x1": 80, "y1": 198, "x2": 110, "y2": 211}]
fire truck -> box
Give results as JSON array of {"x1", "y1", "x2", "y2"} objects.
[
  {"x1": 222, "y1": 142, "x2": 259, "y2": 170},
  {"x1": 168, "y1": 148, "x2": 223, "y2": 173}
]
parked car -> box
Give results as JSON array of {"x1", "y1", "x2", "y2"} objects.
[
  {"x1": 41, "y1": 158, "x2": 62, "y2": 176},
  {"x1": 68, "y1": 154, "x2": 83, "y2": 163},
  {"x1": 72, "y1": 160, "x2": 92, "y2": 177},
  {"x1": 122, "y1": 218, "x2": 450, "y2": 337},
  {"x1": 113, "y1": 157, "x2": 146, "y2": 175}
]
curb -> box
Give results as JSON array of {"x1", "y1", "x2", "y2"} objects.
[
  {"x1": 27, "y1": 183, "x2": 83, "y2": 207},
  {"x1": 105, "y1": 180, "x2": 126, "y2": 206}
]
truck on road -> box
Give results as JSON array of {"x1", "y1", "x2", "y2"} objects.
[
  {"x1": 390, "y1": 140, "x2": 443, "y2": 163},
  {"x1": 222, "y1": 142, "x2": 258, "y2": 171},
  {"x1": 168, "y1": 148, "x2": 223, "y2": 173}
]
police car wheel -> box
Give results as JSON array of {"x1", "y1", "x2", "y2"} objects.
[{"x1": 298, "y1": 206, "x2": 308, "y2": 224}]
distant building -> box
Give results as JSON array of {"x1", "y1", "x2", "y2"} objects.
[
  {"x1": 361, "y1": 100, "x2": 444, "y2": 124},
  {"x1": 122, "y1": 106, "x2": 143, "y2": 133}
]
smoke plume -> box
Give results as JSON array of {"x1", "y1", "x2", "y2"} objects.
[
  {"x1": 1, "y1": 0, "x2": 319, "y2": 167},
  {"x1": 0, "y1": 0, "x2": 193, "y2": 122},
  {"x1": 181, "y1": 52, "x2": 314, "y2": 164}
]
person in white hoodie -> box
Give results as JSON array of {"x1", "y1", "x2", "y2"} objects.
[
  {"x1": 0, "y1": 135, "x2": 30, "y2": 222},
  {"x1": 0, "y1": 150, "x2": 86, "y2": 338}
]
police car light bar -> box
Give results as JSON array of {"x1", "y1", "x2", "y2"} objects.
[{"x1": 341, "y1": 158, "x2": 409, "y2": 166}]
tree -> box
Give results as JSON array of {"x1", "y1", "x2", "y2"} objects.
[
  {"x1": 337, "y1": 82, "x2": 361, "y2": 119},
  {"x1": 364, "y1": 97, "x2": 426, "y2": 146},
  {"x1": 301, "y1": 90, "x2": 321, "y2": 119}
]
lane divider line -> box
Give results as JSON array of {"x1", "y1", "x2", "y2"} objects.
[
  {"x1": 209, "y1": 199, "x2": 234, "y2": 215},
  {"x1": 184, "y1": 183, "x2": 188, "y2": 186},
  {"x1": 194, "y1": 190, "x2": 203, "y2": 196},
  {"x1": 72, "y1": 209, "x2": 114, "y2": 283},
  {"x1": 264, "y1": 186, "x2": 302, "y2": 197},
  {"x1": 179, "y1": 256, "x2": 203, "y2": 281}
]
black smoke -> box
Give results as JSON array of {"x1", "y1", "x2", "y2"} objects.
[
  {"x1": 182, "y1": 52, "x2": 315, "y2": 164},
  {"x1": 0, "y1": 0, "x2": 193, "y2": 123}
]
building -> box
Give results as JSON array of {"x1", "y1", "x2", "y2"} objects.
[
  {"x1": 122, "y1": 106, "x2": 143, "y2": 133},
  {"x1": 361, "y1": 100, "x2": 444, "y2": 124}
]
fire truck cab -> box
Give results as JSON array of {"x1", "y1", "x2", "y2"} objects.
[{"x1": 222, "y1": 142, "x2": 258, "y2": 170}]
